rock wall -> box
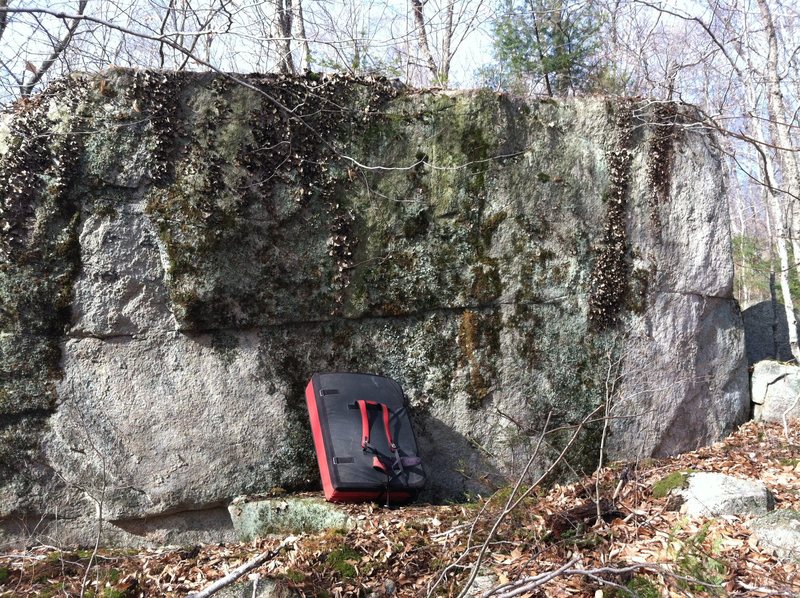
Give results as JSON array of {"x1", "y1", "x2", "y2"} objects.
[{"x1": 0, "y1": 71, "x2": 748, "y2": 546}]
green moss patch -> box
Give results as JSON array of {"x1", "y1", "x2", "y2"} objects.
[
  {"x1": 652, "y1": 471, "x2": 692, "y2": 499},
  {"x1": 325, "y1": 546, "x2": 361, "y2": 578}
]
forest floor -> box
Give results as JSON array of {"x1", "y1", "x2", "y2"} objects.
[{"x1": 1, "y1": 420, "x2": 799, "y2": 597}]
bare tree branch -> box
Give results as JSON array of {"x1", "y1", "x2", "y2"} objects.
[
  {"x1": 188, "y1": 535, "x2": 298, "y2": 598},
  {"x1": 455, "y1": 404, "x2": 604, "y2": 598},
  {"x1": 20, "y1": 0, "x2": 88, "y2": 97},
  {"x1": 157, "y1": 0, "x2": 176, "y2": 69},
  {"x1": 0, "y1": 0, "x2": 8, "y2": 47}
]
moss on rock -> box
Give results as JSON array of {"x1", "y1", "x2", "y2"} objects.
[
  {"x1": 0, "y1": 79, "x2": 86, "y2": 501},
  {"x1": 228, "y1": 496, "x2": 356, "y2": 540},
  {"x1": 0, "y1": 72, "x2": 742, "y2": 521},
  {"x1": 652, "y1": 471, "x2": 692, "y2": 499}
]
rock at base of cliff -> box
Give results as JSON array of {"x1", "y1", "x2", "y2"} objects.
[
  {"x1": 751, "y1": 360, "x2": 800, "y2": 423},
  {"x1": 751, "y1": 509, "x2": 800, "y2": 562},
  {"x1": 228, "y1": 496, "x2": 356, "y2": 541},
  {"x1": 214, "y1": 577, "x2": 299, "y2": 598},
  {"x1": 670, "y1": 472, "x2": 774, "y2": 517}
]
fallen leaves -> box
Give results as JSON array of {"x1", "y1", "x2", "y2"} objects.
[{"x1": 1, "y1": 421, "x2": 800, "y2": 596}]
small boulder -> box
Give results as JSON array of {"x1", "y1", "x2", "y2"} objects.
[
  {"x1": 751, "y1": 509, "x2": 800, "y2": 562},
  {"x1": 751, "y1": 360, "x2": 800, "y2": 423},
  {"x1": 466, "y1": 572, "x2": 498, "y2": 597},
  {"x1": 228, "y1": 495, "x2": 356, "y2": 541},
  {"x1": 214, "y1": 577, "x2": 298, "y2": 598},
  {"x1": 669, "y1": 472, "x2": 774, "y2": 517}
]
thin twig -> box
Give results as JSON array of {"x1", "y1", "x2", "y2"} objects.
[
  {"x1": 781, "y1": 393, "x2": 799, "y2": 440},
  {"x1": 188, "y1": 535, "x2": 297, "y2": 598},
  {"x1": 488, "y1": 561, "x2": 724, "y2": 597},
  {"x1": 485, "y1": 555, "x2": 581, "y2": 597},
  {"x1": 456, "y1": 404, "x2": 605, "y2": 598}
]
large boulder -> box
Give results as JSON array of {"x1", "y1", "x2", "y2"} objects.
[{"x1": 0, "y1": 71, "x2": 748, "y2": 546}]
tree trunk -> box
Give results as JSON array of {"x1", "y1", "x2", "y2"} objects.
[
  {"x1": 790, "y1": 204, "x2": 800, "y2": 283},
  {"x1": 764, "y1": 182, "x2": 779, "y2": 358},
  {"x1": 294, "y1": 0, "x2": 312, "y2": 71},
  {"x1": 0, "y1": 0, "x2": 10, "y2": 47},
  {"x1": 757, "y1": 0, "x2": 800, "y2": 197},
  {"x1": 273, "y1": 0, "x2": 295, "y2": 75},
  {"x1": 766, "y1": 186, "x2": 800, "y2": 362},
  {"x1": 770, "y1": 272, "x2": 779, "y2": 358},
  {"x1": 438, "y1": 0, "x2": 455, "y2": 85},
  {"x1": 411, "y1": 0, "x2": 439, "y2": 83}
]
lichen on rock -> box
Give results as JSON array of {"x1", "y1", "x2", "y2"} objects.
[
  {"x1": 0, "y1": 79, "x2": 86, "y2": 504},
  {"x1": 0, "y1": 71, "x2": 748, "y2": 547}
]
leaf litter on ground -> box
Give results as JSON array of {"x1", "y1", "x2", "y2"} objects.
[{"x1": 1, "y1": 420, "x2": 799, "y2": 597}]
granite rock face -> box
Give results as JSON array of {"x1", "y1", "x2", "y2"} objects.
[{"x1": 0, "y1": 71, "x2": 748, "y2": 546}]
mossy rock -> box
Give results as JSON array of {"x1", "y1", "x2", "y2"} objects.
[
  {"x1": 652, "y1": 471, "x2": 693, "y2": 499},
  {"x1": 228, "y1": 496, "x2": 356, "y2": 541},
  {"x1": 214, "y1": 577, "x2": 299, "y2": 598}
]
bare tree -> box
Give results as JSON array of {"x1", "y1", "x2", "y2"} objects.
[
  {"x1": 273, "y1": 0, "x2": 296, "y2": 74},
  {"x1": 408, "y1": 0, "x2": 488, "y2": 86},
  {"x1": 295, "y1": 0, "x2": 312, "y2": 70},
  {"x1": 0, "y1": 0, "x2": 496, "y2": 101},
  {"x1": 412, "y1": 0, "x2": 440, "y2": 78}
]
